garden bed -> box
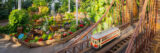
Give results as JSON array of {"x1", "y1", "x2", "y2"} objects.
[{"x1": 11, "y1": 24, "x2": 89, "y2": 48}]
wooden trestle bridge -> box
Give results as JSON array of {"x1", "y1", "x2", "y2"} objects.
[{"x1": 56, "y1": 0, "x2": 158, "y2": 53}]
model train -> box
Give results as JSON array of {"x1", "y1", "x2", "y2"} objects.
[{"x1": 90, "y1": 27, "x2": 120, "y2": 49}]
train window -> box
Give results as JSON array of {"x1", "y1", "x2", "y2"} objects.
[
  {"x1": 102, "y1": 37, "x2": 105, "y2": 41},
  {"x1": 95, "y1": 40, "x2": 98, "y2": 44},
  {"x1": 93, "y1": 40, "x2": 95, "y2": 44},
  {"x1": 95, "y1": 40, "x2": 97, "y2": 44},
  {"x1": 94, "y1": 40, "x2": 96, "y2": 44}
]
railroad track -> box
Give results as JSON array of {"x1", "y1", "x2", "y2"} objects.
[
  {"x1": 81, "y1": 23, "x2": 137, "y2": 53},
  {"x1": 57, "y1": 20, "x2": 138, "y2": 53}
]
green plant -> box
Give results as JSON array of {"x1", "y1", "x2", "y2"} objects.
[
  {"x1": 48, "y1": 33, "x2": 53, "y2": 40},
  {"x1": 58, "y1": 0, "x2": 75, "y2": 13},
  {"x1": 28, "y1": 7, "x2": 38, "y2": 12},
  {"x1": 65, "y1": 13, "x2": 74, "y2": 19},
  {"x1": 0, "y1": 25, "x2": 10, "y2": 34},
  {"x1": 32, "y1": 14, "x2": 41, "y2": 20},
  {"x1": 22, "y1": 0, "x2": 32, "y2": 9},
  {"x1": 69, "y1": 20, "x2": 78, "y2": 32},
  {"x1": 9, "y1": 9, "x2": 29, "y2": 33},
  {"x1": 70, "y1": 25, "x2": 77, "y2": 32},
  {"x1": 39, "y1": 6, "x2": 49, "y2": 15},
  {"x1": 82, "y1": 18, "x2": 90, "y2": 25},
  {"x1": 33, "y1": 0, "x2": 47, "y2": 7},
  {"x1": 80, "y1": 0, "x2": 122, "y2": 34},
  {"x1": 0, "y1": 0, "x2": 16, "y2": 20},
  {"x1": 0, "y1": 26, "x2": 3, "y2": 34},
  {"x1": 22, "y1": 35, "x2": 27, "y2": 41},
  {"x1": 42, "y1": 33, "x2": 47, "y2": 40}
]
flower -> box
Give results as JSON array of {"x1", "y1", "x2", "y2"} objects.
[
  {"x1": 69, "y1": 32, "x2": 73, "y2": 34},
  {"x1": 24, "y1": 39, "x2": 29, "y2": 42},
  {"x1": 79, "y1": 24, "x2": 84, "y2": 27},
  {"x1": 46, "y1": 31, "x2": 50, "y2": 34},
  {"x1": 63, "y1": 33, "x2": 67, "y2": 36},
  {"x1": 38, "y1": 38, "x2": 43, "y2": 42},
  {"x1": 14, "y1": 34, "x2": 17, "y2": 37},
  {"x1": 49, "y1": 38, "x2": 52, "y2": 40}
]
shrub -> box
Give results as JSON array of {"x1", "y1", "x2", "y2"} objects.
[
  {"x1": 9, "y1": 9, "x2": 29, "y2": 32},
  {"x1": 39, "y1": 6, "x2": 49, "y2": 15},
  {"x1": 33, "y1": 0, "x2": 47, "y2": 7},
  {"x1": 65, "y1": 13, "x2": 74, "y2": 19},
  {"x1": 28, "y1": 7, "x2": 38, "y2": 12},
  {"x1": 0, "y1": 25, "x2": 10, "y2": 34},
  {"x1": 32, "y1": 14, "x2": 41, "y2": 20}
]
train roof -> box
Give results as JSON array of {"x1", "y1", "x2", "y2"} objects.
[{"x1": 91, "y1": 27, "x2": 119, "y2": 39}]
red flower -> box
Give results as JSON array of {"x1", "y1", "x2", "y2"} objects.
[
  {"x1": 49, "y1": 38, "x2": 52, "y2": 40},
  {"x1": 24, "y1": 39, "x2": 29, "y2": 42},
  {"x1": 63, "y1": 33, "x2": 67, "y2": 36},
  {"x1": 79, "y1": 24, "x2": 84, "y2": 27},
  {"x1": 38, "y1": 38, "x2": 43, "y2": 42},
  {"x1": 69, "y1": 32, "x2": 73, "y2": 34},
  {"x1": 14, "y1": 34, "x2": 16, "y2": 36}
]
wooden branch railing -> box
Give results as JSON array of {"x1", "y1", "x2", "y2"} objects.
[{"x1": 125, "y1": 0, "x2": 149, "y2": 53}]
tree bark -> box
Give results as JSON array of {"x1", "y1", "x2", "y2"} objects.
[{"x1": 18, "y1": 0, "x2": 21, "y2": 10}]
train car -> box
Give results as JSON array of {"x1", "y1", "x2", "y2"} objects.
[{"x1": 90, "y1": 27, "x2": 120, "y2": 49}]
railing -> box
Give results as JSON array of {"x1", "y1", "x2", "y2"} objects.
[
  {"x1": 125, "y1": 0, "x2": 157, "y2": 53},
  {"x1": 57, "y1": 39, "x2": 90, "y2": 53}
]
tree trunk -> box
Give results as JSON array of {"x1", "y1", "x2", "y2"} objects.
[
  {"x1": 15, "y1": 0, "x2": 17, "y2": 9},
  {"x1": 68, "y1": 0, "x2": 70, "y2": 13},
  {"x1": 18, "y1": 0, "x2": 21, "y2": 10},
  {"x1": 76, "y1": 0, "x2": 78, "y2": 25},
  {"x1": 127, "y1": 0, "x2": 138, "y2": 18}
]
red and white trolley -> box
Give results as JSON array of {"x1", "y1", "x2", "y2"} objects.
[{"x1": 90, "y1": 27, "x2": 120, "y2": 49}]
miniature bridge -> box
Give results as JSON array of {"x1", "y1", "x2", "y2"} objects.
[{"x1": 56, "y1": 0, "x2": 158, "y2": 53}]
